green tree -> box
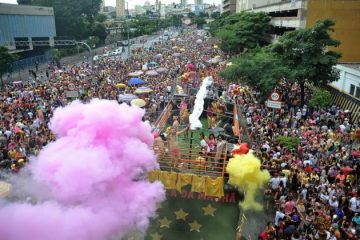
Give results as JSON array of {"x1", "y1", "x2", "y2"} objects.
[
  {"x1": 275, "y1": 136, "x2": 300, "y2": 150},
  {"x1": 95, "y1": 13, "x2": 107, "y2": 23},
  {"x1": 30, "y1": 0, "x2": 102, "y2": 39},
  {"x1": 91, "y1": 23, "x2": 107, "y2": 42},
  {"x1": 211, "y1": 12, "x2": 220, "y2": 19},
  {"x1": 0, "y1": 47, "x2": 18, "y2": 87},
  {"x1": 220, "y1": 47, "x2": 288, "y2": 101},
  {"x1": 309, "y1": 89, "x2": 332, "y2": 109},
  {"x1": 272, "y1": 19, "x2": 341, "y2": 106},
  {"x1": 211, "y1": 12, "x2": 271, "y2": 53}
]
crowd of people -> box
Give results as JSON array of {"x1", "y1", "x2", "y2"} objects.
[
  {"x1": 2, "y1": 24, "x2": 360, "y2": 240},
  {"x1": 232, "y1": 81, "x2": 360, "y2": 239},
  {"x1": 0, "y1": 27, "x2": 226, "y2": 177}
]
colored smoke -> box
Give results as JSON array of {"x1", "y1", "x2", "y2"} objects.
[
  {"x1": 226, "y1": 151, "x2": 270, "y2": 211},
  {"x1": 0, "y1": 99, "x2": 165, "y2": 240}
]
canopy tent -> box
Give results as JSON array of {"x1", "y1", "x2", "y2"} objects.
[
  {"x1": 156, "y1": 67, "x2": 168, "y2": 73},
  {"x1": 131, "y1": 99, "x2": 147, "y2": 108},
  {"x1": 128, "y1": 78, "x2": 145, "y2": 85},
  {"x1": 128, "y1": 71, "x2": 144, "y2": 77},
  {"x1": 118, "y1": 94, "x2": 137, "y2": 102},
  {"x1": 116, "y1": 83, "x2": 126, "y2": 89},
  {"x1": 145, "y1": 70, "x2": 159, "y2": 76},
  {"x1": 134, "y1": 86, "x2": 153, "y2": 94}
]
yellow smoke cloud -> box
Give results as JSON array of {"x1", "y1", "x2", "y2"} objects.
[{"x1": 226, "y1": 151, "x2": 270, "y2": 211}]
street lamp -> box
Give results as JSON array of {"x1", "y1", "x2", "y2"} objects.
[{"x1": 76, "y1": 41, "x2": 94, "y2": 74}]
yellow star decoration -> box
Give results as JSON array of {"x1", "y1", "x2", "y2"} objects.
[
  {"x1": 159, "y1": 217, "x2": 171, "y2": 228},
  {"x1": 174, "y1": 208, "x2": 189, "y2": 221},
  {"x1": 202, "y1": 204, "x2": 216, "y2": 216},
  {"x1": 150, "y1": 232, "x2": 162, "y2": 240},
  {"x1": 189, "y1": 220, "x2": 202, "y2": 232}
]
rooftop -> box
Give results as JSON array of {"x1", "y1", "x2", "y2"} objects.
[{"x1": 0, "y1": 3, "x2": 54, "y2": 16}]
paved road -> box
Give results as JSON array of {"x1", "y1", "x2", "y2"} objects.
[{"x1": 5, "y1": 29, "x2": 178, "y2": 84}]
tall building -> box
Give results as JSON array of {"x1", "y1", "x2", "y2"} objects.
[
  {"x1": 99, "y1": 0, "x2": 105, "y2": 12},
  {"x1": 222, "y1": 0, "x2": 237, "y2": 13},
  {"x1": 181, "y1": 0, "x2": 188, "y2": 8},
  {"x1": 241, "y1": 0, "x2": 360, "y2": 62},
  {"x1": 116, "y1": 0, "x2": 126, "y2": 18}
]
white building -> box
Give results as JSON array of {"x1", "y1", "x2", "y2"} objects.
[{"x1": 332, "y1": 64, "x2": 360, "y2": 99}]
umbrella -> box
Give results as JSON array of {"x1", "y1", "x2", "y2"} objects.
[
  {"x1": 134, "y1": 86, "x2": 153, "y2": 94},
  {"x1": 116, "y1": 83, "x2": 126, "y2": 89},
  {"x1": 145, "y1": 70, "x2": 159, "y2": 76},
  {"x1": 180, "y1": 48, "x2": 186, "y2": 52},
  {"x1": 172, "y1": 46, "x2": 179, "y2": 49},
  {"x1": 172, "y1": 52, "x2": 181, "y2": 57},
  {"x1": 128, "y1": 78, "x2": 145, "y2": 85},
  {"x1": 131, "y1": 99, "x2": 146, "y2": 108},
  {"x1": 153, "y1": 54, "x2": 162, "y2": 59},
  {"x1": 196, "y1": 39, "x2": 203, "y2": 44},
  {"x1": 156, "y1": 67, "x2": 168, "y2": 73},
  {"x1": 214, "y1": 45, "x2": 219, "y2": 49},
  {"x1": 0, "y1": 181, "x2": 12, "y2": 198},
  {"x1": 118, "y1": 94, "x2": 137, "y2": 102},
  {"x1": 148, "y1": 61, "x2": 158, "y2": 66},
  {"x1": 226, "y1": 62, "x2": 233, "y2": 66},
  {"x1": 128, "y1": 71, "x2": 143, "y2": 77}
]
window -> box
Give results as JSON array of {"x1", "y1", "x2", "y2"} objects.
[
  {"x1": 356, "y1": 87, "x2": 360, "y2": 99},
  {"x1": 350, "y1": 84, "x2": 355, "y2": 96}
]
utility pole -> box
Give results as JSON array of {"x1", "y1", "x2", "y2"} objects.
[{"x1": 126, "y1": 2, "x2": 130, "y2": 59}]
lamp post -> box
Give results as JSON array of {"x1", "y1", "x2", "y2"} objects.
[
  {"x1": 126, "y1": 2, "x2": 130, "y2": 59},
  {"x1": 76, "y1": 41, "x2": 94, "y2": 75}
]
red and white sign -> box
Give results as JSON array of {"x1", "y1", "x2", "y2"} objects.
[
  {"x1": 267, "y1": 92, "x2": 282, "y2": 109},
  {"x1": 269, "y1": 92, "x2": 280, "y2": 101}
]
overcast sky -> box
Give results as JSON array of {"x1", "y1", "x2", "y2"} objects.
[{"x1": 0, "y1": 0, "x2": 222, "y2": 9}]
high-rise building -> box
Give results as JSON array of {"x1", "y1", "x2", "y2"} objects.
[
  {"x1": 181, "y1": 0, "x2": 188, "y2": 8},
  {"x1": 116, "y1": 0, "x2": 126, "y2": 18},
  {"x1": 222, "y1": 0, "x2": 237, "y2": 13}
]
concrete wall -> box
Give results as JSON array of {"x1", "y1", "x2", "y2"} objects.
[{"x1": 306, "y1": 0, "x2": 360, "y2": 62}]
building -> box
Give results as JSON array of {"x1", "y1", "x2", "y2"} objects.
[
  {"x1": 181, "y1": 0, "x2": 188, "y2": 8},
  {"x1": 116, "y1": 0, "x2": 126, "y2": 18},
  {"x1": 99, "y1": 0, "x2": 105, "y2": 13},
  {"x1": 240, "y1": 0, "x2": 360, "y2": 62},
  {"x1": 332, "y1": 64, "x2": 360, "y2": 99},
  {"x1": 0, "y1": 3, "x2": 57, "y2": 53},
  {"x1": 222, "y1": 0, "x2": 238, "y2": 13}
]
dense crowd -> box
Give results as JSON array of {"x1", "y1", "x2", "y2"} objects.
[
  {"x1": 0, "y1": 28, "x2": 225, "y2": 176},
  {"x1": 234, "y1": 81, "x2": 360, "y2": 239}
]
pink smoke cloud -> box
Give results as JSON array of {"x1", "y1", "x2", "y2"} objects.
[{"x1": 0, "y1": 99, "x2": 165, "y2": 240}]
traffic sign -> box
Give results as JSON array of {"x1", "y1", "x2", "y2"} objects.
[
  {"x1": 266, "y1": 100, "x2": 282, "y2": 109},
  {"x1": 269, "y1": 92, "x2": 280, "y2": 101}
]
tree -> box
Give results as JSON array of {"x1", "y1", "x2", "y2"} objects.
[
  {"x1": 0, "y1": 47, "x2": 17, "y2": 87},
  {"x1": 211, "y1": 12, "x2": 220, "y2": 19},
  {"x1": 91, "y1": 23, "x2": 107, "y2": 42},
  {"x1": 30, "y1": 0, "x2": 102, "y2": 39},
  {"x1": 272, "y1": 19, "x2": 341, "y2": 106},
  {"x1": 211, "y1": 12, "x2": 271, "y2": 53},
  {"x1": 95, "y1": 13, "x2": 107, "y2": 23},
  {"x1": 309, "y1": 89, "x2": 332, "y2": 109},
  {"x1": 220, "y1": 47, "x2": 288, "y2": 101}
]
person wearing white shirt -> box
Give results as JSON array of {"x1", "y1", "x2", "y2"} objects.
[
  {"x1": 349, "y1": 196, "x2": 360, "y2": 213},
  {"x1": 328, "y1": 196, "x2": 339, "y2": 208},
  {"x1": 274, "y1": 210, "x2": 286, "y2": 227},
  {"x1": 270, "y1": 176, "x2": 280, "y2": 190}
]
